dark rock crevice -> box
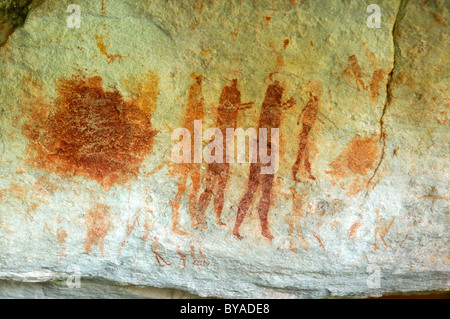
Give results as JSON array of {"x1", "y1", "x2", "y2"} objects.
[{"x1": 366, "y1": 0, "x2": 410, "y2": 193}]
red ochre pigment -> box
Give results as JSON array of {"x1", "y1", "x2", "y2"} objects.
[{"x1": 23, "y1": 74, "x2": 158, "y2": 188}]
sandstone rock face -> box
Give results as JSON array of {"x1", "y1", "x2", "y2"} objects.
[{"x1": 0, "y1": 0, "x2": 448, "y2": 298}]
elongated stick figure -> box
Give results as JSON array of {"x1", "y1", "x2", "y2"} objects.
[
  {"x1": 151, "y1": 237, "x2": 171, "y2": 267},
  {"x1": 374, "y1": 209, "x2": 395, "y2": 250},
  {"x1": 177, "y1": 246, "x2": 188, "y2": 270},
  {"x1": 197, "y1": 79, "x2": 253, "y2": 225},
  {"x1": 343, "y1": 55, "x2": 367, "y2": 92},
  {"x1": 233, "y1": 79, "x2": 295, "y2": 241},
  {"x1": 169, "y1": 73, "x2": 206, "y2": 234},
  {"x1": 283, "y1": 187, "x2": 309, "y2": 253},
  {"x1": 292, "y1": 80, "x2": 322, "y2": 182}
]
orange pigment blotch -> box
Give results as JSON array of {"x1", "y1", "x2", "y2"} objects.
[
  {"x1": 349, "y1": 220, "x2": 362, "y2": 238},
  {"x1": 84, "y1": 204, "x2": 112, "y2": 255},
  {"x1": 326, "y1": 135, "x2": 379, "y2": 196},
  {"x1": 370, "y1": 69, "x2": 385, "y2": 101},
  {"x1": 23, "y1": 73, "x2": 158, "y2": 188}
]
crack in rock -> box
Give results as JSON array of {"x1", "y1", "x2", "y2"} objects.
[{"x1": 366, "y1": 0, "x2": 410, "y2": 193}]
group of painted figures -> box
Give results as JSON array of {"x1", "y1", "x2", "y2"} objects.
[{"x1": 168, "y1": 72, "x2": 323, "y2": 241}]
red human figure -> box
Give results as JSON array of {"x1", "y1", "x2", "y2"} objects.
[
  {"x1": 292, "y1": 80, "x2": 323, "y2": 182},
  {"x1": 169, "y1": 73, "x2": 206, "y2": 234},
  {"x1": 233, "y1": 80, "x2": 295, "y2": 241},
  {"x1": 197, "y1": 79, "x2": 253, "y2": 225},
  {"x1": 151, "y1": 238, "x2": 171, "y2": 267}
]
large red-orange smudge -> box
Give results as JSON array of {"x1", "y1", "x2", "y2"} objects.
[
  {"x1": 197, "y1": 79, "x2": 253, "y2": 226},
  {"x1": 168, "y1": 73, "x2": 205, "y2": 234},
  {"x1": 84, "y1": 204, "x2": 112, "y2": 255},
  {"x1": 326, "y1": 134, "x2": 379, "y2": 196},
  {"x1": 23, "y1": 73, "x2": 158, "y2": 188},
  {"x1": 233, "y1": 80, "x2": 296, "y2": 241},
  {"x1": 292, "y1": 79, "x2": 322, "y2": 182}
]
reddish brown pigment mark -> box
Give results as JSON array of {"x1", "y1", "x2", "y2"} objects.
[
  {"x1": 313, "y1": 233, "x2": 326, "y2": 254},
  {"x1": 283, "y1": 187, "x2": 309, "y2": 253},
  {"x1": 56, "y1": 221, "x2": 68, "y2": 258},
  {"x1": 151, "y1": 238, "x2": 171, "y2": 267},
  {"x1": 292, "y1": 79, "x2": 323, "y2": 182},
  {"x1": 84, "y1": 204, "x2": 112, "y2": 255},
  {"x1": 118, "y1": 208, "x2": 141, "y2": 254},
  {"x1": 348, "y1": 220, "x2": 361, "y2": 238},
  {"x1": 23, "y1": 73, "x2": 158, "y2": 188},
  {"x1": 263, "y1": 16, "x2": 272, "y2": 28},
  {"x1": 370, "y1": 69, "x2": 385, "y2": 101},
  {"x1": 283, "y1": 39, "x2": 290, "y2": 49},
  {"x1": 363, "y1": 42, "x2": 378, "y2": 69},
  {"x1": 177, "y1": 246, "x2": 188, "y2": 270},
  {"x1": 342, "y1": 55, "x2": 367, "y2": 92},
  {"x1": 374, "y1": 209, "x2": 395, "y2": 250},
  {"x1": 197, "y1": 79, "x2": 253, "y2": 226},
  {"x1": 233, "y1": 80, "x2": 296, "y2": 241},
  {"x1": 169, "y1": 74, "x2": 206, "y2": 234},
  {"x1": 190, "y1": 246, "x2": 209, "y2": 268},
  {"x1": 94, "y1": 35, "x2": 127, "y2": 64},
  {"x1": 326, "y1": 134, "x2": 379, "y2": 196},
  {"x1": 429, "y1": 11, "x2": 447, "y2": 27}
]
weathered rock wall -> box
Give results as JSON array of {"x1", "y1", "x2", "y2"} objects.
[{"x1": 0, "y1": 0, "x2": 448, "y2": 298}]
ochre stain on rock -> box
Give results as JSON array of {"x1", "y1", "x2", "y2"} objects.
[
  {"x1": 233, "y1": 80, "x2": 296, "y2": 241},
  {"x1": 370, "y1": 69, "x2": 385, "y2": 101},
  {"x1": 23, "y1": 73, "x2": 158, "y2": 188},
  {"x1": 349, "y1": 219, "x2": 361, "y2": 238},
  {"x1": 94, "y1": 35, "x2": 126, "y2": 64},
  {"x1": 169, "y1": 73, "x2": 206, "y2": 234},
  {"x1": 326, "y1": 134, "x2": 379, "y2": 196},
  {"x1": 342, "y1": 55, "x2": 368, "y2": 92},
  {"x1": 84, "y1": 204, "x2": 112, "y2": 255},
  {"x1": 197, "y1": 79, "x2": 253, "y2": 226}
]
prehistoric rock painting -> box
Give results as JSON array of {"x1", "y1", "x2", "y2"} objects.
[
  {"x1": 190, "y1": 245, "x2": 210, "y2": 268},
  {"x1": 348, "y1": 219, "x2": 362, "y2": 239},
  {"x1": 169, "y1": 73, "x2": 206, "y2": 234},
  {"x1": 373, "y1": 209, "x2": 395, "y2": 250},
  {"x1": 342, "y1": 48, "x2": 387, "y2": 103},
  {"x1": 22, "y1": 73, "x2": 158, "y2": 188},
  {"x1": 326, "y1": 134, "x2": 380, "y2": 196},
  {"x1": 197, "y1": 79, "x2": 253, "y2": 225},
  {"x1": 342, "y1": 55, "x2": 368, "y2": 92},
  {"x1": 56, "y1": 217, "x2": 68, "y2": 259},
  {"x1": 177, "y1": 246, "x2": 188, "y2": 270},
  {"x1": 151, "y1": 237, "x2": 171, "y2": 267},
  {"x1": 94, "y1": 35, "x2": 127, "y2": 64},
  {"x1": 0, "y1": 176, "x2": 56, "y2": 221},
  {"x1": 283, "y1": 187, "x2": 309, "y2": 253},
  {"x1": 233, "y1": 80, "x2": 296, "y2": 240},
  {"x1": 118, "y1": 208, "x2": 142, "y2": 255},
  {"x1": 292, "y1": 79, "x2": 323, "y2": 182},
  {"x1": 84, "y1": 204, "x2": 112, "y2": 255}
]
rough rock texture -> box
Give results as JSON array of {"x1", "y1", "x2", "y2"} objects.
[{"x1": 0, "y1": 0, "x2": 448, "y2": 298}]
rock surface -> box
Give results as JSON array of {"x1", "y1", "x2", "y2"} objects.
[{"x1": 0, "y1": 0, "x2": 448, "y2": 298}]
